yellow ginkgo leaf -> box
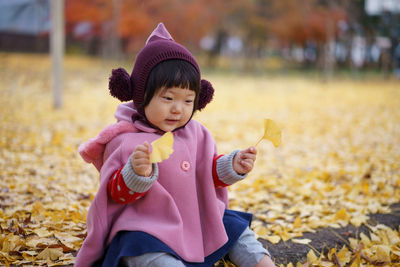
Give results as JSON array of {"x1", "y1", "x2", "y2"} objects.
[
  {"x1": 293, "y1": 216, "x2": 302, "y2": 228},
  {"x1": 335, "y1": 208, "x2": 348, "y2": 221},
  {"x1": 375, "y1": 245, "x2": 391, "y2": 262},
  {"x1": 306, "y1": 249, "x2": 318, "y2": 263},
  {"x1": 292, "y1": 238, "x2": 312, "y2": 245},
  {"x1": 256, "y1": 119, "x2": 281, "y2": 147},
  {"x1": 336, "y1": 245, "x2": 351, "y2": 264},
  {"x1": 150, "y1": 132, "x2": 174, "y2": 163},
  {"x1": 265, "y1": 235, "x2": 281, "y2": 244}
]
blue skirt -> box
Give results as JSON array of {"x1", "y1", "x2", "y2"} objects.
[{"x1": 95, "y1": 209, "x2": 252, "y2": 267}]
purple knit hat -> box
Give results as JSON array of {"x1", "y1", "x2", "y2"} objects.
[{"x1": 109, "y1": 23, "x2": 214, "y2": 116}]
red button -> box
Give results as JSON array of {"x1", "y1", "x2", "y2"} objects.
[{"x1": 181, "y1": 161, "x2": 190, "y2": 171}]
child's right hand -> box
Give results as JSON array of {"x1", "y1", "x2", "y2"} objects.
[{"x1": 131, "y1": 141, "x2": 153, "y2": 177}]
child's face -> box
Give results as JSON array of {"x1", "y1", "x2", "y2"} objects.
[{"x1": 144, "y1": 87, "x2": 195, "y2": 132}]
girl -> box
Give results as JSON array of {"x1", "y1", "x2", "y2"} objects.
[{"x1": 77, "y1": 23, "x2": 275, "y2": 267}]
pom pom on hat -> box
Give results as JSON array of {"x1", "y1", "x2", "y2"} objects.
[
  {"x1": 109, "y1": 68, "x2": 132, "y2": 102},
  {"x1": 198, "y1": 79, "x2": 214, "y2": 110}
]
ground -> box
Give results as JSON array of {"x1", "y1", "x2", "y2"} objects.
[
  {"x1": 0, "y1": 53, "x2": 399, "y2": 266},
  {"x1": 263, "y1": 203, "x2": 400, "y2": 266}
]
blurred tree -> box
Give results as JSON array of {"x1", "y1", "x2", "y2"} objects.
[
  {"x1": 266, "y1": 1, "x2": 346, "y2": 47},
  {"x1": 64, "y1": 0, "x2": 397, "y2": 74},
  {"x1": 199, "y1": 0, "x2": 253, "y2": 67},
  {"x1": 65, "y1": 0, "x2": 221, "y2": 56},
  {"x1": 65, "y1": 0, "x2": 112, "y2": 55},
  {"x1": 214, "y1": 0, "x2": 346, "y2": 72}
]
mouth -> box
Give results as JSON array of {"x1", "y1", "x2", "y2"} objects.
[{"x1": 165, "y1": 119, "x2": 180, "y2": 124}]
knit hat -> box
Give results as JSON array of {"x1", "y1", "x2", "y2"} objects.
[{"x1": 108, "y1": 23, "x2": 214, "y2": 117}]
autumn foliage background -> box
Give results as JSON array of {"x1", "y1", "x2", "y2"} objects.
[{"x1": 1, "y1": 0, "x2": 400, "y2": 266}]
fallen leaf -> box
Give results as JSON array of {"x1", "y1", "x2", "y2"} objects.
[
  {"x1": 383, "y1": 227, "x2": 400, "y2": 245},
  {"x1": 265, "y1": 235, "x2": 281, "y2": 244},
  {"x1": 36, "y1": 247, "x2": 63, "y2": 261},
  {"x1": 1, "y1": 233, "x2": 25, "y2": 252},
  {"x1": 149, "y1": 132, "x2": 174, "y2": 163},
  {"x1": 349, "y1": 254, "x2": 361, "y2": 267},
  {"x1": 33, "y1": 228, "x2": 53, "y2": 238},
  {"x1": 392, "y1": 247, "x2": 400, "y2": 257},
  {"x1": 375, "y1": 245, "x2": 391, "y2": 262},
  {"x1": 350, "y1": 214, "x2": 367, "y2": 227},
  {"x1": 292, "y1": 238, "x2": 312, "y2": 244},
  {"x1": 360, "y1": 232, "x2": 371, "y2": 246},
  {"x1": 336, "y1": 245, "x2": 351, "y2": 264},
  {"x1": 25, "y1": 237, "x2": 58, "y2": 248},
  {"x1": 22, "y1": 251, "x2": 38, "y2": 261},
  {"x1": 306, "y1": 249, "x2": 318, "y2": 263},
  {"x1": 54, "y1": 232, "x2": 81, "y2": 248},
  {"x1": 293, "y1": 216, "x2": 302, "y2": 228},
  {"x1": 335, "y1": 208, "x2": 348, "y2": 222}
]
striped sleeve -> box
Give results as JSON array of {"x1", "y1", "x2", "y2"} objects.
[{"x1": 212, "y1": 150, "x2": 247, "y2": 188}]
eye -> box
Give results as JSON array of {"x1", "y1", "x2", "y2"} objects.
[
  {"x1": 185, "y1": 99, "x2": 194, "y2": 104},
  {"x1": 163, "y1": 96, "x2": 173, "y2": 101}
]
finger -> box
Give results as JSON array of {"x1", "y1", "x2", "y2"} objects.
[
  {"x1": 135, "y1": 166, "x2": 152, "y2": 177},
  {"x1": 132, "y1": 152, "x2": 145, "y2": 161},
  {"x1": 135, "y1": 165, "x2": 151, "y2": 173},
  {"x1": 133, "y1": 148, "x2": 151, "y2": 158},
  {"x1": 133, "y1": 157, "x2": 151, "y2": 166},
  {"x1": 241, "y1": 151, "x2": 256, "y2": 158},
  {"x1": 143, "y1": 141, "x2": 151, "y2": 153},
  {"x1": 236, "y1": 165, "x2": 249, "y2": 175},
  {"x1": 135, "y1": 144, "x2": 149, "y2": 153},
  {"x1": 240, "y1": 159, "x2": 254, "y2": 170},
  {"x1": 133, "y1": 160, "x2": 151, "y2": 169},
  {"x1": 240, "y1": 157, "x2": 254, "y2": 163},
  {"x1": 241, "y1": 147, "x2": 256, "y2": 155},
  {"x1": 246, "y1": 146, "x2": 257, "y2": 154},
  {"x1": 132, "y1": 158, "x2": 150, "y2": 169},
  {"x1": 239, "y1": 152, "x2": 256, "y2": 161},
  {"x1": 240, "y1": 158, "x2": 253, "y2": 167}
]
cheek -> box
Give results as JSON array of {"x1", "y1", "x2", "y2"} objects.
[
  {"x1": 144, "y1": 105, "x2": 151, "y2": 119},
  {"x1": 146, "y1": 102, "x2": 168, "y2": 120},
  {"x1": 184, "y1": 105, "x2": 194, "y2": 118},
  {"x1": 144, "y1": 104, "x2": 159, "y2": 122}
]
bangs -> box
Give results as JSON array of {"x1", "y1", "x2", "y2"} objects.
[
  {"x1": 162, "y1": 61, "x2": 199, "y2": 90},
  {"x1": 143, "y1": 60, "x2": 200, "y2": 108}
]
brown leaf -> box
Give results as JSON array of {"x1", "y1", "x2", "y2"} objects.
[{"x1": 36, "y1": 247, "x2": 63, "y2": 261}]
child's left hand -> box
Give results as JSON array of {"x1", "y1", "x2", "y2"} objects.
[{"x1": 233, "y1": 147, "x2": 257, "y2": 175}]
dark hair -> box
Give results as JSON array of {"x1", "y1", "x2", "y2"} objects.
[{"x1": 142, "y1": 59, "x2": 201, "y2": 110}]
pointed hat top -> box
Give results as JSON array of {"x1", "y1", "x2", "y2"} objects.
[{"x1": 146, "y1": 23, "x2": 174, "y2": 44}]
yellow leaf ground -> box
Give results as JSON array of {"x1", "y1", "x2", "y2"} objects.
[{"x1": 0, "y1": 53, "x2": 399, "y2": 266}]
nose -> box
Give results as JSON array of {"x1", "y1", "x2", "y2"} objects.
[{"x1": 171, "y1": 102, "x2": 182, "y2": 114}]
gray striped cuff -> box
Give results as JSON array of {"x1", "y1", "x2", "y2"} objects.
[
  {"x1": 121, "y1": 155, "x2": 158, "y2": 193},
  {"x1": 216, "y1": 150, "x2": 247, "y2": 185}
]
